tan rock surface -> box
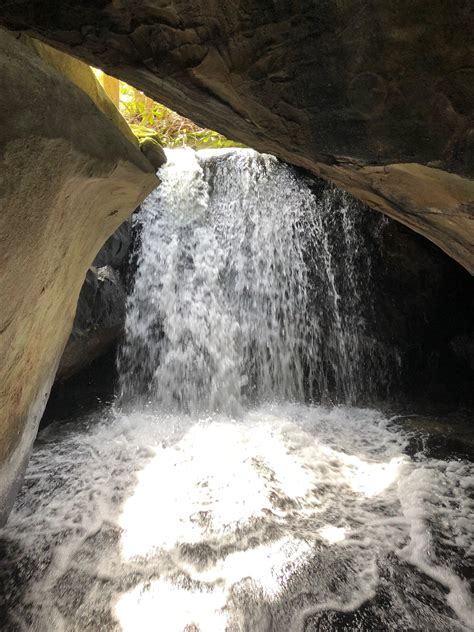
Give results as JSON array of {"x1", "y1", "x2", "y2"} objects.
[{"x1": 0, "y1": 31, "x2": 158, "y2": 522}]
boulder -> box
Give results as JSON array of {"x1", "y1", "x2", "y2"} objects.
[
  {"x1": 0, "y1": 1, "x2": 473, "y2": 271},
  {"x1": 55, "y1": 220, "x2": 132, "y2": 382},
  {"x1": 0, "y1": 31, "x2": 158, "y2": 524},
  {"x1": 139, "y1": 137, "x2": 167, "y2": 170}
]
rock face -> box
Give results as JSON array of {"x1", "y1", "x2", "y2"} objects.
[
  {"x1": 56, "y1": 221, "x2": 132, "y2": 382},
  {"x1": 0, "y1": 32, "x2": 158, "y2": 523},
  {"x1": 0, "y1": 1, "x2": 472, "y2": 271},
  {"x1": 370, "y1": 218, "x2": 474, "y2": 403}
]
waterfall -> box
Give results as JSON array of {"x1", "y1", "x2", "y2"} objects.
[
  {"x1": 119, "y1": 148, "x2": 384, "y2": 410},
  {"x1": 2, "y1": 148, "x2": 473, "y2": 632}
]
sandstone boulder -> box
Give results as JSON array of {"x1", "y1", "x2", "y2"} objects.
[{"x1": 0, "y1": 32, "x2": 158, "y2": 523}]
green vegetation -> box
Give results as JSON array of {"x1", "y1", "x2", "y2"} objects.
[{"x1": 95, "y1": 70, "x2": 244, "y2": 149}]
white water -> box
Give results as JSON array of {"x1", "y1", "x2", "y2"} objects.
[
  {"x1": 1, "y1": 405, "x2": 473, "y2": 631},
  {"x1": 119, "y1": 148, "x2": 388, "y2": 409},
  {"x1": 1, "y1": 149, "x2": 473, "y2": 631}
]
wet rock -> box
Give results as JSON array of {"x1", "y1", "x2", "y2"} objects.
[
  {"x1": 372, "y1": 219, "x2": 474, "y2": 404},
  {"x1": 56, "y1": 266, "x2": 126, "y2": 382},
  {"x1": 139, "y1": 137, "x2": 167, "y2": 170},
  {"x1": 396, "y1": 413, "x2": 474, "y2": 461},
  {"x1": 92, "y1": 221, "x2": 132, "y2": 269},
  {"x1": 56, "y1": 222, "x2": 132, "y2": 382}
]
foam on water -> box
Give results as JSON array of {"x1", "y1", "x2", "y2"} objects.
[{"x1": 1, "y1": 405, "x2": 473, "y2": 630}]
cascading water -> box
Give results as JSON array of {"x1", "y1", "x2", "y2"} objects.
[
  {"x1": 1, "y1": 149, "x2": 472, "y2": 632},
  {"x1": 119, "y1": 148, "x2": 385, "y2": 410}
]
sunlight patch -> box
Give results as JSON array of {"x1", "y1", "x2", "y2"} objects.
[
  {"x1": 115, "y1": 579, "x2": 228, "y2": 632},
  {"x1": 319, "y1": 525, "x2": 347, "y2": 544}
]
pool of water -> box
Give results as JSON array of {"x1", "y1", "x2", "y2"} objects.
[{"x1": 1, "y1": 403, "x2": 473, "y2": 631}]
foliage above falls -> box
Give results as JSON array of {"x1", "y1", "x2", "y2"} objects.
[{"x1": 95, "y1": 70, "x2": 243, "y2": 150}]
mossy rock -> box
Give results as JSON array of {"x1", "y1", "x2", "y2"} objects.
[{"x1": 139, "y1": 137, "x2": 167, "y2": 170}]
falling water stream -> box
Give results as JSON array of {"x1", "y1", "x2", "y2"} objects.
[{"x1": 1, "y1": 149, "x2": 473, "y2": 631}]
